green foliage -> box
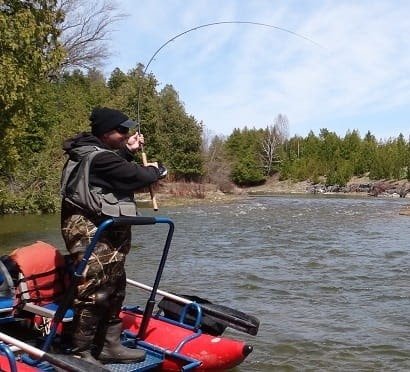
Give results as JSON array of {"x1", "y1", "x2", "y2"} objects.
[
  {"x1": 158, "y1": 85, "x2": 203, "y2": 180},
  {"x1": 279, "y1": 129, "x2": 410, "y2": 187},
  {"x1": 325, "y1": 160, "x2": 353, "y2": 186},
  {"x1": 225, "y1": 128, "x2": 266, "y2": 185},
  {"x1": 107, "y1": 68, "x2": 128, "y2": 91},
  {"x1": 230, "y1": 155, "x2": 265, "y2": 185},
  {"x1": 0, "y1": 0, "x2": 65, "y2": 174},
  {"x1": 105, "y1": 70, "x2": 204, "y2": 180},
  {"x1": 281, "y1": 157, "x2": 321, "y2": 183},
  {"x1": 2, "y1": 2, "x2": 410, "y2": 213},
  {"x1": 0, "y1": 0, "x2": 66, "y2": 213},
  {"x1": 0, "y1": 56, "x2": 206, "y2": 213}
]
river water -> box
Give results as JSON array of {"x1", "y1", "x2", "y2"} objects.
[{"x1": 1, "y1": 195, "x2": 410, "y2": 371}]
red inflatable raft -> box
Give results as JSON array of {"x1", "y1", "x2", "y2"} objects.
[
  {"x1": 120, "y1": 309, "x2": 252, "y2": 371},
  {"x1": 0, "y1": 216, "x2": 258, "y2": 371},
  {"x1": 0, "y1": 355, "x2": 39, "y2": 372}
]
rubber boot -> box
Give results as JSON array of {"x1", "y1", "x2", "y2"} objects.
[
  {"x1": 72, "y1": 334, "x2": 106, "y2": 368},
  {"x1": 71, "y1": 310, "x2": 105, "y2": 368},
  {"x1": 97, "y1": 319, "x2": 146, "y2": 364}
]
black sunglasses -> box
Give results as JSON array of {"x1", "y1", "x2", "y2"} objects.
[{"x1": 115, "y1": 126, "x2": 130, "y2": 134}]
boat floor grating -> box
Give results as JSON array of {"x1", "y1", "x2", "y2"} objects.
[{"x1": 105, "y1": 349, "x2": 164, "y2": 372}]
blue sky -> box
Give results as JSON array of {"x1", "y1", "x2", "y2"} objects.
[{"x1": 103, "y1": 0, "x2": 410, "y2": 140}]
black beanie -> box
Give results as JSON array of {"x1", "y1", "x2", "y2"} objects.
[{"x1": 89, "y1": 107, "x2": 136, "y2": 136}]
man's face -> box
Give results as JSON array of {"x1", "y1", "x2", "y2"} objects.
[{"x1": 100, "y1": 127, "x2": 130, "y2": 149}]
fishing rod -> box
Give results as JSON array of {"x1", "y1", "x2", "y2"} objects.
[
  {"x1": 141, "y1": 143, "x2": 158, "y2": 211},
  {"x1": 135, "y1": 97, "x2": 158, "y2": 209},
  {"x1": 136, "y1": 21, "x2": 322, "y2": 210},
  {"x1": 136, "y1": 93, "x2": 158, "y2": 211},
  {"x1": 136, "y1": 20, "x2": 322, "y2": 125}
]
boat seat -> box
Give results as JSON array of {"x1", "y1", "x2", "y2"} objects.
[
  {"x1": 0, "y1": 261, "x2": 15, "y2": 323},
  {"x1": 0, "y1": 296, "x2": 14, "y2": 324},
  {"x1": 9, "y1": 241, "x2": 74, "y2": 332},
  {"x1": 0, "y1": 296, "x2": 13, "y2": 312},
  {"x1": 17, "y1": 273, "x2": 74, "y2": 321}
]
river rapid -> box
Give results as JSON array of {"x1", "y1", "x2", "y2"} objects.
[{"x1": 1, "y1": 195, "x2": 409, "y2": 371}]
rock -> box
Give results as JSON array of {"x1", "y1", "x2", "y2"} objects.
[{"x1": 399, "y1": 205, "x2": 410, "y2": 215}]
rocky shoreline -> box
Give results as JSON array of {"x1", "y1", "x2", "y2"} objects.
[
  {"x1": 245, "y1": 177, "x2": 410, "y2": 198},
  {"x1": 245, "y1": 177, "x2": 410, "y2": 216},
  {"x1": 303, "y1": 180, "x2": 410, "y2": 198},
  {"x1": 138, "y1": 177, "x2": 410, "y2": 215}
]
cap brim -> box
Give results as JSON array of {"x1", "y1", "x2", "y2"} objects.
[{"x1": 119, "y1": 119, "x2": 137, "y2": 128}]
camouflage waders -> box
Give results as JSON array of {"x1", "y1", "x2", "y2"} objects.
[{"x1": 61, "y1": 210, "x2": 131, "y2": 354}]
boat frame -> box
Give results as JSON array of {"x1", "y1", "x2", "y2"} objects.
[{"x1": 0, "y1": 216, "x2": 257, "y2": 371}]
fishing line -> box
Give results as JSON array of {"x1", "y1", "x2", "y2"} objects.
[{"x1": 136, "y1": 20, "x2": 323, "y2": 129}]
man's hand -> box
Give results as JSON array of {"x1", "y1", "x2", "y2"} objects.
[
  {"x1": 146, "y1": 162, "x2": 168, "y2": 179},
  {"x1": 146, "y1": 161, "x2": 158, "y2": 168},
  {"x1": 126, "y1": 133, "x2": 144, "y2": 153}
]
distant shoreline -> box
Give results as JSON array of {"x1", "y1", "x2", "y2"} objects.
[
  {"x1": 137, "y1": 177, "x2": 410, "y2": 213},
  {"x1": 239, "y1": 176, "x2": 410, "y2": 199}
]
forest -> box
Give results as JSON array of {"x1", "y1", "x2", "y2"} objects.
[{"x1": 1, "y1": 1, "x2": 410, "y2": 214}]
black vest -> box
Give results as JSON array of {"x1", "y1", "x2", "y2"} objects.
[{"x1": 61, "y1": 146, "x2": 138, "y2": 217}]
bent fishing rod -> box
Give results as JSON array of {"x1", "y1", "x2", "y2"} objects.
[{"x1": 135, "y1": 21, "x2": 323, "y2": 210}]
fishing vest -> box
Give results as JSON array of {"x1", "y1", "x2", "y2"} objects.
[{"x1": 61, "y1": 145, "x2": 138, "y2": 217}]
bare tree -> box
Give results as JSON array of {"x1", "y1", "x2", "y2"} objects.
[
  {"x1": 261, "y1": 114, "x2": 289, "y2": 176},
  {"x1": 202, "y1": 134, "x2": 234, "y2": 192},
  {"x1": 57, "y1": 0, "x2": 126, "y2": 71},
  {"x1": 201, "y1": 122, "x2": 211, "y2": 153}
]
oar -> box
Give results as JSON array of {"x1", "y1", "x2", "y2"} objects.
[
  {"x1": 126, "y1": 278, "x2": 260, "y2": 336},
  {"x1": 0, "y1": 332, "x2": 109, "y2": 372}
]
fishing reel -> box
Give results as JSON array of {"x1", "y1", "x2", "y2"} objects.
[{"x1": 157, "y1": 164, "x2": 168, "y2": 179}]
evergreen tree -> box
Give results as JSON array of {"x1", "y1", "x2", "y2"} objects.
[
  {"x1": 0, "y1": 0, "x2": 65, "y2": 176},
  {"x1": 225, "y1": 128, "x2": 265, "y2": 185},
  {"x1": 0, "y1": 0, "x2": 65, "y2": 212},
  {"x1": 159, "y1": 85, "x2": 203, "y2": 180}
]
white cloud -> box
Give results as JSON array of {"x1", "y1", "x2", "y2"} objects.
[{"x1": 107, "y1": 0, "x2": 410, "y2": 139}]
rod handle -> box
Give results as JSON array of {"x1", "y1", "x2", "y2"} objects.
[{"x1": 141, "y1": 151, "x2": 159, "y2": 211}]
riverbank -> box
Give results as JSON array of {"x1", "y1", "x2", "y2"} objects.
[
  {"x1": 137, "y1": 182, "x2": 245, "y2": 208},
  {"x1": 152, "y1": 176, "x2": 410, "y2": 200},
  {"x1": 245, "y1": 175, "x2": 410, "y2": 197},
  {"x1": 142, "y1": 176, "x2": 410, "y2": 214}
]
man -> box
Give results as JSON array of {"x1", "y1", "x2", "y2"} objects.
[{"x1": 60, "y1": 107, "x2": 166, "y2": 365}]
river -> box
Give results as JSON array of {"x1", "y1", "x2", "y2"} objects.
[{"x1": 1, "y1": 195, "x2": 409, "y2": 371}]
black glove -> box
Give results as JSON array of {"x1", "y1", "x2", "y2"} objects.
[{"x1": 157, "y1": 164, "x2": 168, "y2": 179}]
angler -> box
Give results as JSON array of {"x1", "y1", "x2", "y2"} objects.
[{"x1": 60, "y1": 107, "x2": 166, "y2": 365}]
